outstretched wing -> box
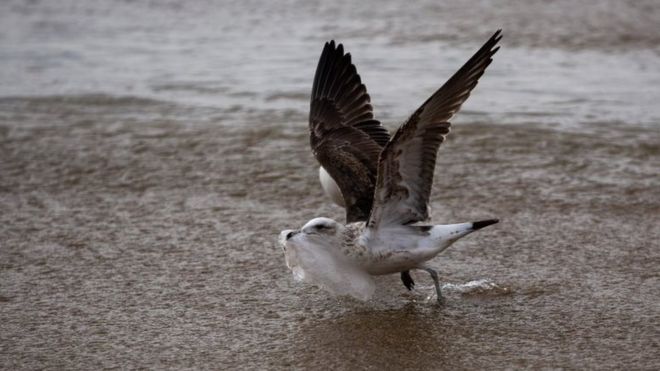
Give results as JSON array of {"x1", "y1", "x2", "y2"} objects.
[
  {"x1": 310, "y1": 40, "x2": 390, "y2": 147},
  {"x1": 311, "y1": 127, "x2": 382, "y2": 223},
  {"x1": 368, "y1": 30, "x2": 502, "y2": 229},
  {"x1": 309, "y1": 40, "x2": 390, "y2": 222}
]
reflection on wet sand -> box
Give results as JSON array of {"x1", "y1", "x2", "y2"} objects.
[{"x1": 294, "y1": 305, "x2": 451, "y2": 369}]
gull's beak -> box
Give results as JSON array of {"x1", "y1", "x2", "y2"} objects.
[
  {"x1": 279, "y1": 229, "x2": 300, "y2": 246},
  {"x1": 472, "y1": 219, "x2": 499, "y2": 230},
  {"x1": 279, "y1": 230, "x2": 293, "y2": 246}
]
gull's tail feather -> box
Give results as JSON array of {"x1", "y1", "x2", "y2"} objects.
[
  {"x1": 421, "y1": 219, "x2": 500, "y2": 257},
  {"x1": 472, "y1": 219, "x2": 499, "y2": 230}
]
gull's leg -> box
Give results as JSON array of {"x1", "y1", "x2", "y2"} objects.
[
  {"x1": 422, "y1": 267, "x2": 444, "y2": 304},
  {"x1": 400, "y1": 270, "x2": 415, "y2": 291}
]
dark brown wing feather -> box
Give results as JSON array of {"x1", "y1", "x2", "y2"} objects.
[
  {"x1": 309, "y1": 40, "x2": 391, "y2": 222},
  {"x1": 310, "y1": 41, "x2": 390, "y2": 147},
  {"x1": 368, "y1": 30, "x2": 502, "y2": 228},
  {"x1": 311, "y1": 126, "x2": 382, "y2": 223}
]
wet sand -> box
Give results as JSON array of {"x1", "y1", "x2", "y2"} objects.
[
  {"x1": 1, "y1": 95, "x2": 658, "y2": 369},
  {"x1": 2, "y1": 0, "x2": 660, "y2": 368}
]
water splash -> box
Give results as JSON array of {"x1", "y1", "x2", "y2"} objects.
[
  {"x1": 422, "y1": 279, "x2": 511, "y2": 300},
  {"x1": 443, "y1": 278, "x2": 501, "y2": 292}
]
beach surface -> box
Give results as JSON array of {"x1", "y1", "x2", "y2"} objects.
[{"x1": 1, "y1": 0, "x2": 659, "y2": 369}]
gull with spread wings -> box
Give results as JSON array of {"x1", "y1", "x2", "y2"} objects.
[{"x1": 279, "y1": 31, "x2": 502, "y2": 303}]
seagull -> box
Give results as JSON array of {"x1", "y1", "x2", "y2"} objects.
[{"x1": 280, "y1": 30, "x2": 502, "y2": 303}]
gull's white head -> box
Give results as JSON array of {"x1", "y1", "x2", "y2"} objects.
[
  {"x1": 279, "y1": 217, "x2": 344, "y2": 253},
  {"x1": 279, "y1": 217, "x2": 345, "y2": 275}
]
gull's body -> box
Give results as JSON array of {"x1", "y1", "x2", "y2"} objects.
[
  {"x1": 280, "y1": 31, "x2": 503, "y2": 303},
  {"x1": 280, "y1": 218, "x2": 497, "y2": 301},
  {"x1": 319, "y1": 166, "x2": 344, "y2": 207}
]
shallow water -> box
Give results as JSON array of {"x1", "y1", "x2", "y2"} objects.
[
  {"x1": 2, "y1": 0, "x2": 660, "y2": 128},
  {"x1": 1, "y1": 0, "x2": 660, "y2": 369}
]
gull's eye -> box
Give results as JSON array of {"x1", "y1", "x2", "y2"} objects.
[{"x1": 315, "y1": 224, "x2": 332, "y2": 231}]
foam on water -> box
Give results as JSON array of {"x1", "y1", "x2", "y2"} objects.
[{"x1": 415, "y1": 279, "x2": 510, "y2": 302}]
